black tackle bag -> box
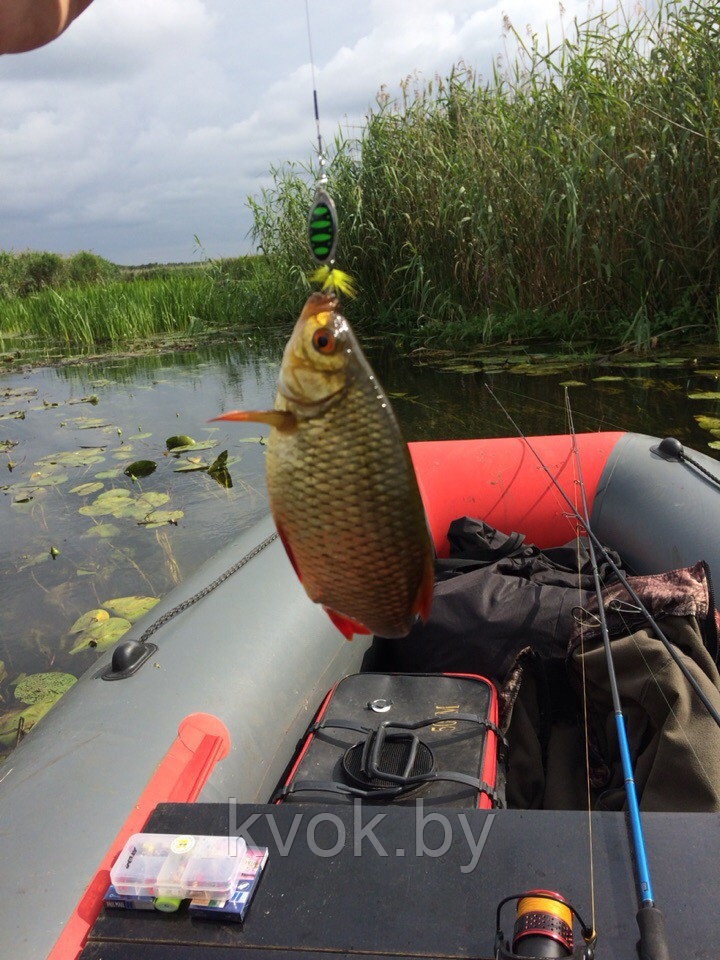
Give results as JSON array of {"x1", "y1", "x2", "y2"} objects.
[{"x1": 277, "y1": 672, "x2": 504, "y2": 808}]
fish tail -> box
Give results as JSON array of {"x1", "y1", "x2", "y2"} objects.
[{"x1": 309, "y1": 265, "x2": 356, "y2": 299}]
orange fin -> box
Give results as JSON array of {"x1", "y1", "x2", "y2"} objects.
[
  {"x1": 323, "y1": 607, "x2": 371, "y2": 641},
  {"x1": 413, "y1": 560, "x2": 434, "y2": 623},
  {"x1": 275, "y1": 522, "x2": 301, "y2": 582},
  {"x1": 210, "y1": 409, "x2": 296, "y2": 431}
]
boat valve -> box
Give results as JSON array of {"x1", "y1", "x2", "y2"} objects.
[{"x1": 494, "y1": 889, "x2": 596, "y2": 959}]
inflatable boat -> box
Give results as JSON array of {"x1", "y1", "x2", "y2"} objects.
[{"x1": 1, "y1": 430, "x2": 719, "y2": 960}]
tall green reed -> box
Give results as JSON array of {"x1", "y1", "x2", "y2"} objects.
[{"x1": 252, "y1": 0, "x2": 720, "y2": 347}]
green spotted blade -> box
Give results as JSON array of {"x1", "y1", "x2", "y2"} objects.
[{"x1": 307, "y1": 188, "x2": 338, "y2": 264}]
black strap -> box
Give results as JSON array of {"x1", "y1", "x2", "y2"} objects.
[
  {"x1": 316, "y1": 713, "x2": 507, "y2": 748},
  {"x1": 278, "y1": 777, "x2": 500, "y2": 805}
]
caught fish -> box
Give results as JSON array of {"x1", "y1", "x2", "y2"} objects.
[{"x1": 213, "y1": 292, "x2": 433, "y2": 638}]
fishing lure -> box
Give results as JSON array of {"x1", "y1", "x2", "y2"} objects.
[{"x1": 304, "y1": 0, "x2": 354, "y2": 299}]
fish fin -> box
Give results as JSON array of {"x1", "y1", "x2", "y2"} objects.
[
  {"x1": 413, "y1": 560, "x2": 434, "y2": 623},
  {"x1": 275, "y1": 521, "x2": 301, "y2": 581},
  {"x1": 323, "y1": 606, "x2": 370, "y2": 641},
  {"x1": 210, "y1": 409, "x2": 296, "y2": 431}
]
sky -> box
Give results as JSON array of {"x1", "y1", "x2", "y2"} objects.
[{"x1": 0, "y1": 0, "x2": 587, "y2": 265}]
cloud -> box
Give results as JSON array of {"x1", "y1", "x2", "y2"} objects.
[{"x1": 0, "y1": 0, "x2": 589, "y2": 263}]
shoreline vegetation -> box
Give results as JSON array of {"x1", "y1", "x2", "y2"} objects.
[{"x1": 2, "y1": 0, "x2": 720, "y2": 358}]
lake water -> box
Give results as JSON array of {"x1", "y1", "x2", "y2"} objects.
[{"x1": 1, "y1": 336, "x2": 719, "y2": 756}]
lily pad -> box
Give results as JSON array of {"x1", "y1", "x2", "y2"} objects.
[
  {"x1": 689, "y1": 392, "x2": 720, "y2": 401},
  {"x1": 79, "y1": 489, "x2": 132, "y2": 517},
  {"x1": 69, "y1": 609, "x2": 110, "y2": 634},
  {"x1": 694, "y1": 415, "x2": 720, "y2": 433},
  {"x1": 111, "y1": 446, "x2": 134, "y2": 460},
  {"x1": 72, "y1": 417, "x2": 115, "y2": 429},
  {"x1": 70, "y1": 481, "x2": 104, "y2": 496},
  {"x1": 174, "y1": 461, "x2": 209, "y2": 472},
  {"x1": 139, "y1": 509, "x2": 184, "y2": 528},
  {"x1": 17, "y1": 551, "x2": 50, "y2": 571},
  {"x1": 560, "y1": 381, "x2": 586, "y2": 387},
  {"x1": 37, "y1": 449, "x2": 105, "y2": 468},
  {"x1": 83, "y1": 522, "x2": 121, "y2": 539},
  {"x1": 166, "y1": 435, "x2": 195, "y2": 450},
  {"x1": 112, "y1": 491, "x2": 169, "y2": 520},
  {"x1": 95, "y1": 467, "x2": 122, "y2": 479},
  {"x1": 69, "y1": 617, "x2": 132, "y2": 654},
  {"x1": 592, "y1": 376, "x2": 624, "y2": 383},
  {"x1": 14, "y1": 672, "x2": 76, "y2": 705},
  {"x1": 709, "y1": 441, "x2": 720, "y2": 450},
  {"x1": 0, "y1": 708, "x2": 24, "y2": 747},
  {"x1": 129, "y1": 432, "x2": 153, "y2": 440},
  {"x1": 169, "y1": 441, "x2": 216, "y2": 455},
  {"x1": 102, "y1": 596, "x2": 159, "y2": 622},
  {"x1": 208, "y1": 450, "x2": 232, "y2": 489},
  {"x1": 123, "y1": 460, "x2": 157, "y2": 479}
]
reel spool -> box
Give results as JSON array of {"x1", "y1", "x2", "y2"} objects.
[{"x1": 494, "y1": 890, "x2": 596, "y2": 959}]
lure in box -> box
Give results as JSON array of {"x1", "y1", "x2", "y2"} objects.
[{"x1": 189, "y1": 846, "x2": 268, "y2": 923}]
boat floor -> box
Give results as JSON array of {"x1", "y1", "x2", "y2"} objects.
[{"x1": 80, "y1": 800, "x2": 718, "y2": 959}]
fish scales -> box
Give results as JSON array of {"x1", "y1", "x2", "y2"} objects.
[{"x1": 214, "y1": 292, "x2": 433, "y2": 638}]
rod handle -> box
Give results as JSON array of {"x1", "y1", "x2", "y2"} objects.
[{"x1": 636, "y1": 905, "x2": 671, "y2": 960}]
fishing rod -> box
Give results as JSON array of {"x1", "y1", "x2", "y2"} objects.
[
  {"x1": 484, "y1": 381, "x2": 720, "y2": 732},
  {"x1": 564, "y1": 391, "x2": 670, "y2": 960}
]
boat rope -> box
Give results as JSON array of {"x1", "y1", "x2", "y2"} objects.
[
  {"x1": 134, "y1": 532, "x2": 278, "y2": 645},
  {"x1": 654, "y1": 436, "x2": 720, "y2": 491},
  {"x1": 484, "y1": 381, "x2": 720, "y2": 732}
]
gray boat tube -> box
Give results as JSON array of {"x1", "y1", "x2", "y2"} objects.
[
  {"x1": 591, "y1": 432, "x2": 720, "y2": 590},
  {"x1": 0, "y1": 514, "x2": 373, "y2": 960}
]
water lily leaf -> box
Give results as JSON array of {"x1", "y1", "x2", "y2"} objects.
[
  {"x1": 234, "y1": 436, "x2": 266, "y2": 444},
  {"x1": 689, "y1": 392, "x2": 720, "y2": 400},
  {"x1": 709, "y1": 440, "x2": 720, "y2": 450},
  {"x1": 16, "y1": 699, "x2": 59, "y2": 732},
  {"x1": 173, "y1": 461, "x2": 209, "y2": 472},
  {"x1": 560, "y1": 381, "x2": 586, "y2": 387},
  {"x1": 13, "y1": 493, "x2": 33, "y2": 505},
  {"x1": 694, "y1": 416, "x2": 720, "y2": 433},
  {"x1": 95, "y1": 467, "x2": 122, "y2": 479},
  {"x1": 69, "y1": 609, "x2": 110, "y2": 634},
  {"x1": 28, "y1": 472, "x2": 70, "y2": 488},
  {"x1": 83, "y1": 522, "x2": 120, "y2": 539},
  {"x1": 0, "y1": 410, "x2": 25, "y2": 421},
  {"x1": 695, "y1": 370, "x2": 720, "y2": 378},
  {"x1": 17, "y1": 551, "x2": 49, "y2": 571},
  {"x1": 79, "y1": 488, "x2": 132, "y2": 517},
  {"x1": 111, "y1": 446, "x2": 133, "y2": 460},
  {"x1": 102, "y1": 596, "x2": 158, "y2": 622},
  {"x1": 72, "y1": 417, "x2": 114, "y2": 429},
  {"x1": 69, "y1": 617, "x2": 132, "y2": 654},
  {"x1": 14, "y1": 671, "x2": 76, "y2": 705},
  {"x1": 37, "y1": 449, "x2": 105, "y2": 468},
  {"x1": 166, "y1": 435, "x2": 195, "y2": 450},
  {"x1": 592, "y1": 376, "x2": 624, "y2": 383},
  {"x1": 123, "y1": 460, "x2": 157, "y2": 479},
  {"x1": 70, "y1": 481, "x2": 104, "y2": 496},
  {"x1": 139, "y1": 509, "x2": 184, "y2": 528},
  {"x1": 170, "y1": 440, "x2": 216, "y2": 454},
  {"x1": 0, "y1": 708, "x2": 23, "y2": 747},
  {"x1": 129, "y1": 432, "x2": 153, "y2": 439}
]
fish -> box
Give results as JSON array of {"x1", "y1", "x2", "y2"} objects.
[{"x1": 213, "y1": 291, "x2": 434, "y2": 639}]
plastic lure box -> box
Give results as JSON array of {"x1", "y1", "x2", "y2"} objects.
[
  {"x1": 110, "y1": 833, "x2": 248, "y2": 902},
  {"x1": 189, "y1": 846, "x2": 268, "y2": 923}
]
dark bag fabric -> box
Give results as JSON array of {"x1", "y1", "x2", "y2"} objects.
[
  {"x1": 387, "y1": 517, "x2": 622, "y2": 682},
  {"x1": 385, "y1": 517, "x2": 720, "y2": 813},
  {"x1": 278, "y1": 672, "x2": 502, "y2": 809}
]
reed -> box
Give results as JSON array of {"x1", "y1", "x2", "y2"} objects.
[{"x1": 252, "y1": 0, "x2": 720, "y2": 347}]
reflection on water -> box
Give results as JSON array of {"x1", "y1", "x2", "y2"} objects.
[{"x1": 0, "y1": 336, "x2": 718, "y2": 758}]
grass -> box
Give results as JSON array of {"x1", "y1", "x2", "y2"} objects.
[{"x1": 251, "y1": 0, "x2": 720, "y2": 350}]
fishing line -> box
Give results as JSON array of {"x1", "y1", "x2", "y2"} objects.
[
  {"x1": 485, "y1": 380, "x2": 720, "y2": 733},
  {"x1": 567, "y1": 397, "x2": 597, "y2": 939},
  {"x1": 565, "y1": 392, "x2": 654, "y2": 900},
  {"x1": 565, "y1": 390, "x2": 673, "y2": 960},
  {"x1": 304, "y1": 0, "x2": 326, "y2": 183}
]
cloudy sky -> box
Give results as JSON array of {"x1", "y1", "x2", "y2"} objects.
[{"x1": 0, "y1": 0, "x2": 584, "y2": 265}]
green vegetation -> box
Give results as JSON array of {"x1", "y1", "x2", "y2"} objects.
[
  {"x1": 252, "y1": 0, "x2": 720, "y2": 349},
  {"x1": 0, "y1": 254, "x2": 290, "y2": 347}
]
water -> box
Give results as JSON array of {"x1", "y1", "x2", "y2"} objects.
[{"x1": 0, "y1": 338, "x2": 718, "y2": 757}]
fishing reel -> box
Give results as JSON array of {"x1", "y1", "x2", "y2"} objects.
[{"x1": 494, "y1": 889, "x2": 596, "y2": 959}]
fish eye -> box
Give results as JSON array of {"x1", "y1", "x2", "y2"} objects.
[{"x1": 312, "y1": 327, "x2": 336, "y2": 354}]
